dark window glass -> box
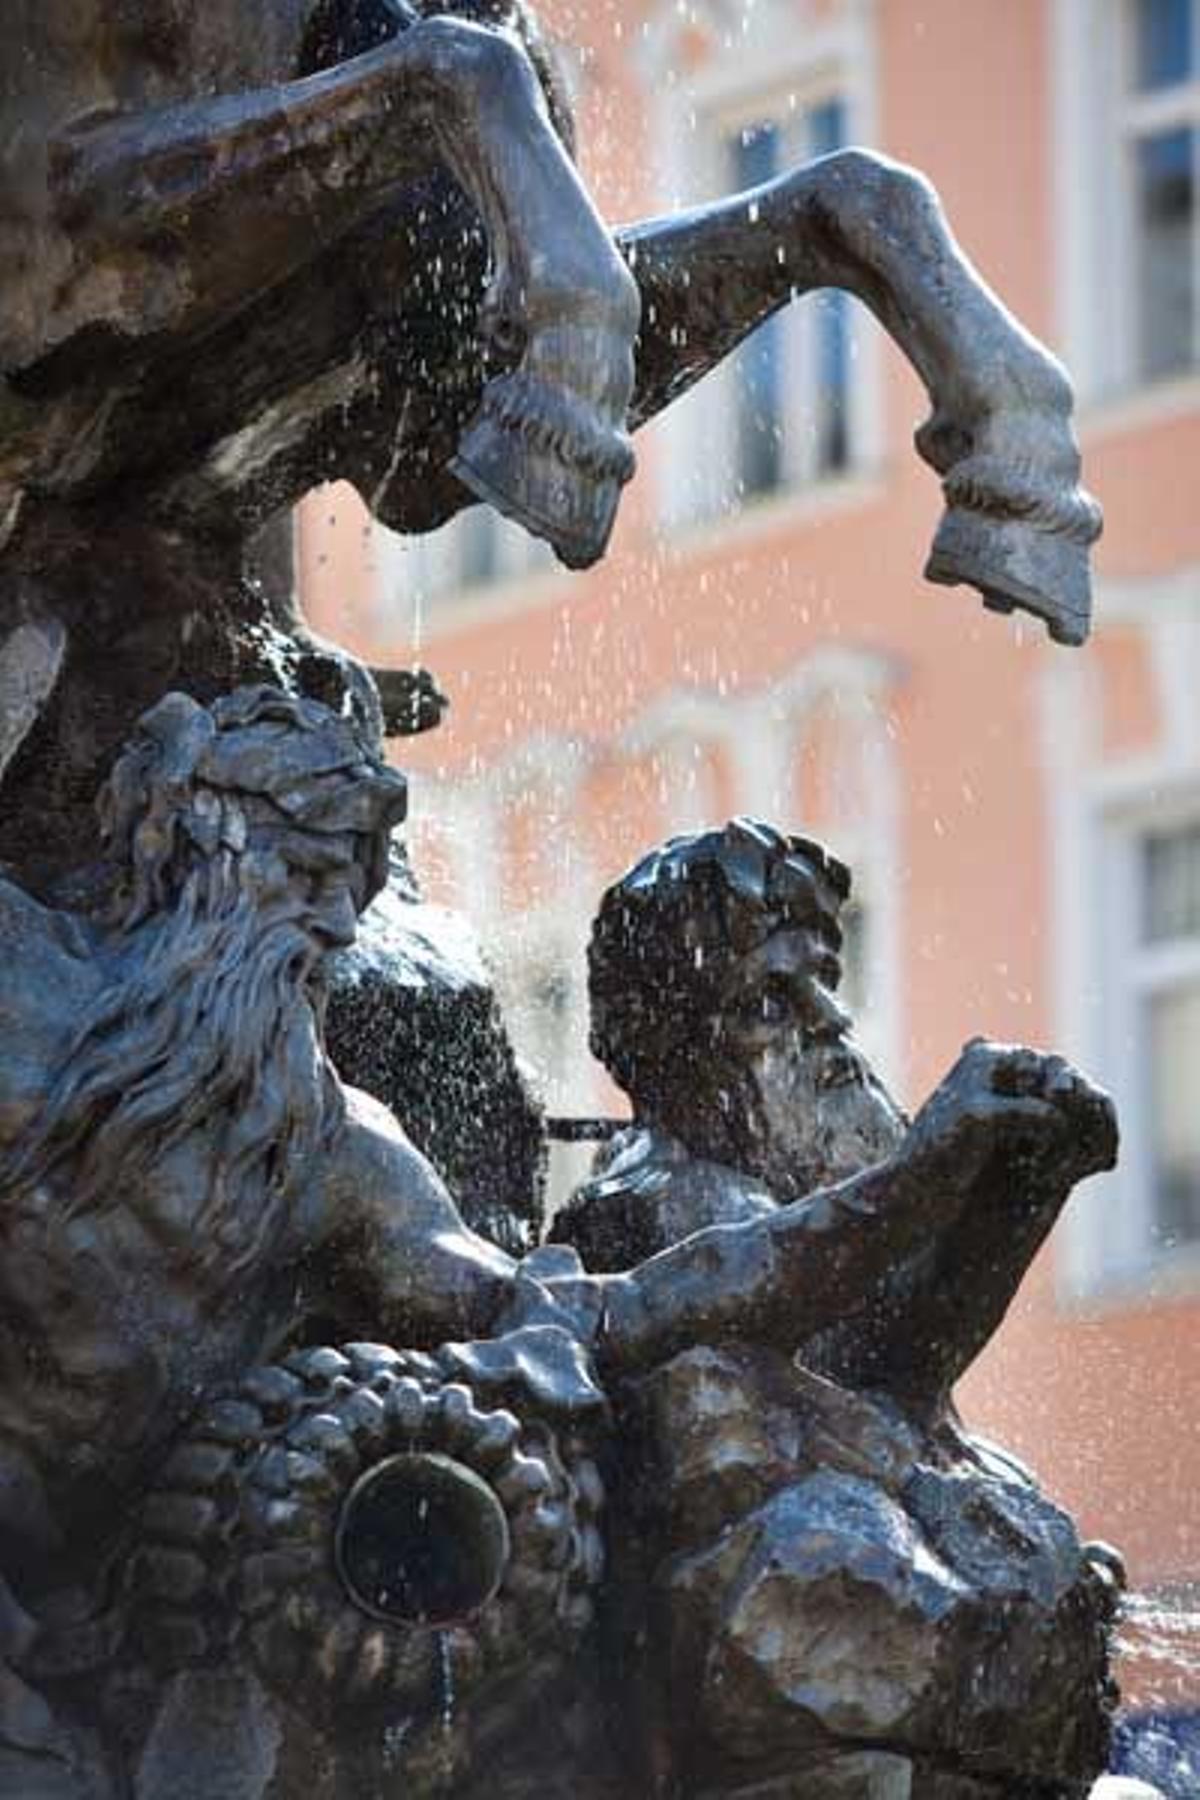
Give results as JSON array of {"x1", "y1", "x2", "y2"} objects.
[
  {"x1": 728, "y1": 123, "x2": 784, "y2": 497},
  {"x1": 1143, "y1": 822, "x2": 1200, "y2": 943},
  {"x1": 1132, "y1": 0, "x2": 1194, "y2": 91},
  {"x1": 808, "y1": 98, "x2": 850, "y2": 472},
  {"x1": 1146, "y1": 983, "x2": 1200, "y2": 1248},
  {"x1": 1135, "y1": 127, "x2": 1196, "y2": 379},
  {"x1": 808, "y1": 97, "x2": 845, "y2": 159}
]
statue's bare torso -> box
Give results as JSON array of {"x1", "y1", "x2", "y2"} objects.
[{"x1": 0, "y1": 872, "x2": 515, "y2": 1564}]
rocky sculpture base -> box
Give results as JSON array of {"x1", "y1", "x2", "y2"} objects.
[{"x1": 613, "y1": 1345, "x2": 1118, "y2": 1799}]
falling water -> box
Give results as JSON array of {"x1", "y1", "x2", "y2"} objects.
[
  {"x1": 368, "y1": 392, "x2": 415, "y2": 523},
  {"x1": 1113, "y1": 1589, "x2": 1200, "y2": 1796},
  {"x1": 364, "y1": 384, "x2": 425, "y2": 686},
  {"x1": 381, "y1": 1717, "x2": 412, "y2": 1774},
  {"x1": 1117, "y1": 1589, "x2": 1200, "y2": 1687},
  {"x1": 439, "y1": 1630, "x2": 455, "y2": 1734}
]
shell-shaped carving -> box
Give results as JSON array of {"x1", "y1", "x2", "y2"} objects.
[{"x1": 125, "y1": 1343, "x2": 604, "y2": 1727}]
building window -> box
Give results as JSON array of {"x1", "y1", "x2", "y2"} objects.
[
  {"x1": 372, "y1": 504, "x2": 554, "y2": 637},
  {"x1": 723, "y1": 99, "x2": 851, "y2": 501},
  {"x1": 1138, "y1": 819, "x2": 1200, "y2": 1251},
  {"x1": 657, "y1": 83, "x2": 865, "y2": 527},
  {"x1": 1073, "y1": 804, "x2": 1200, "y2": 1296},
  {"x1": 1061, "y1": 0, "x2": 1200, "y2": 397},
  {"x1": 1121, "y1": 0, "x2": 1199, "y2": 382}
]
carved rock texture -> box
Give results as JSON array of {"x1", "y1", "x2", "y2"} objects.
[
  {"x1": 620, "y1": 1346, "x2": 1115, "y2": 1800},
  {"x1": 121, "y1": 1343, "x2": 604, "y2": 1797}
]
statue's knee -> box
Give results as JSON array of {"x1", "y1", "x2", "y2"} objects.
[
  {"x1": 410, "y1": 14, "x2": 539, "y2": 113},
  {"x1": 815, "y1": 148, "x2": 939, "y2": 247}
]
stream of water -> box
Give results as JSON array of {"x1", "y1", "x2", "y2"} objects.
[{"x1": 1112, "y1": 1589, "x2": 1200, "y2": 1796}]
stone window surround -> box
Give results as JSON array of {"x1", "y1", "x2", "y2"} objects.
[
  {"x1": 1042, "y1": 563, "x2": 1200, "y2": 1302},
  {"x1": 636, "y1": 0, "x2": 883, "y2": 531},
  {"x1": 1054, "y1": 0, "x2": 1200, "y2": 407}
]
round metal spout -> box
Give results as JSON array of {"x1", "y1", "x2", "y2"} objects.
[{"x1": 335, "y1": 1451, "x2": 511, "y2": 1626}]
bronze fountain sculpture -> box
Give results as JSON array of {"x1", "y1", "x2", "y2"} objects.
[
  {"x1": 2, "y1": 0, "x2": 1102, "y2": 889},
  {"x1": 0, "y1": 709, "x2": 1120, "y2": 1796},
  {"x1": 0, "y1": 0, "x2": 1139, "y2": 1795}
]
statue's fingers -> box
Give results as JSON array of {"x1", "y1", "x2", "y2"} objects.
[{"x1": 986, "y1": 1045, "x2": 1049, "y2": 1099}]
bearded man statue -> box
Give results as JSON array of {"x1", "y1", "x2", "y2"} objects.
[
  {"x1": 553, "y1": 819, "x2": 1130, "y2": 1800},
  {"x1": 0, "y1": 683, "x2": 605, "y2": 1794},
  {"x1": 0, "y1": 759, "x2": 1126, "y2": 1796}
]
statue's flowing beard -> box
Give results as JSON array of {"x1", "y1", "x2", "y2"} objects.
[
  {"x1": 0, "y1": 857, "x2": 344, "y2": 1280},
  {"x1": 730, "y1": 1037, "x2": 906, "y2": 1201}
]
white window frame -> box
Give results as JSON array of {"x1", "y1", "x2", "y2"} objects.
[
  {"x1": 1093, "y1": 792, "x2": 1200, "y2": 1287},
  {"x1": 639, "y1": 0, "x2": 881, "y2": 530},
  {"x1": 368, "y1": 506, "x2": 556, "y2": 647},
  {"x1": 616, "y1": 642, "x2": 902, "y2": 1089},
  {"x1": 1042, "y1": 571, "x2": 1200, "y2": 1300},
  {"x1": 1055, "y1": 0, "x2": 1200, "y2": 403}
]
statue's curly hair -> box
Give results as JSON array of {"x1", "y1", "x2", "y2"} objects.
[
  {"x1": 587, "y1": 818, "x2": 851, "y2": 1110},
  {"x1": 99, "y1": 684, "x2": 407, "y2": 928},
  {"x1": 1, "y1": 687, "x2": 405, "y2": 1273}
]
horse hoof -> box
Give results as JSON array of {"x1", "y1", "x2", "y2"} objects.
[
  {"x1": 452, "y1": 328, "x2": 635, "y2": 570},
  {"x1": 925, "y1": 503, "x2": 1096, "y2": 647},
  {"x1": 452, "y1": 410, "x2": 624, "y2": 571}
]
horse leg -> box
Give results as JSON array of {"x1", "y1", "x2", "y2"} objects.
[
  {"x1": 47, "y1": 17, "x2": 638, "y2": 567},
  {"x1": 619, "y1": 149, "x2": 1101, "y2": 645}
]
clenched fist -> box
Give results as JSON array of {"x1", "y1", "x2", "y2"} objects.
[{"x1": 902, "y1": 1039, "x2": 1117, "y2": 1191}]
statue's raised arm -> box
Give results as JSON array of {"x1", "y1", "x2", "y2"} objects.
[
  {"x1": 553, "y1": 819, "x2": 1116, "y2": 1412},
  {"x1": 547, "y1": 821, "x2": 1125, "y2": 1799}
]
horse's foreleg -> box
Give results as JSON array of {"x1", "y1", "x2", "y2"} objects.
[
  {"x1": 50, "y1": 19, "x2": 638, "y2": 566},
  {"x1": 619, "y1": 150, "x2": 1101, "y2": 644}
]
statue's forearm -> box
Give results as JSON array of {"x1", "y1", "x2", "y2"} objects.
[
  {"x1": 598, "y1": 1150, "x2": 939, "y2": 1374},
  {"x1": 865, "y1": 1162, "x2": 1073, "y2": 1409}
]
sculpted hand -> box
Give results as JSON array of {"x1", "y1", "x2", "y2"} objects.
[
  {"x1": 901, "y1": 1039, "x2": 1117, "y2": 1191},
  {"x1": 437, "y1": 1246, "x2": 608, "y2": 1421}
]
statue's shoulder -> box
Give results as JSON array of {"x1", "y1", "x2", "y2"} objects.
[{"x1": 551, "y1": 1125, "x2": 777, "y2": 1272}]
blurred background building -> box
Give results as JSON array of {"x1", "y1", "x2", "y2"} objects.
[{"x1": 297, "y1": 1, "x2": 1200, "y2": 1786}]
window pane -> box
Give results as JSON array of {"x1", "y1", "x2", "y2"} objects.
[
  {"x1": 1130, "y1": 0, "x2": 1194, "y2": 91},
  {"x1": 736, "y1": 320, "x2": 785, "y2": 496},
  {"x1": 460, "y1": 508, "x2": 499, "y2": 588},
  {"x1": 728, "y1": 124, "x2": 784, "y2": 497},
  {"x1": 840, "y1": 898, "x2": 868, "y2": 1016},
  {"x1": 1142, "y1": 822, "x2": 1200, "y2": 942},
  {"x1": 809, "y1": 97, "x2": 846, "y2": 160},
  {"x1": 1134, "y1": 127, "x2": 1196, "y2": 381},
  {"x1": 1147, "y1": 982, "x2": 1200, "y2": 1249},
  {"x1": 731, "y1": 120, "x2": 780, "y2": 190},
  {"x1": 807, "y1": 100, "x2": 850, "y2": 473}
]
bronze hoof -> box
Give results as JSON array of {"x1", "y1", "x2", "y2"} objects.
[
  {"x1": 452, "y1": 355, "x2": 635, "y2": 570},
  {"x1": 926, "y1": 480, "x2": 1102, "y2": 648}
]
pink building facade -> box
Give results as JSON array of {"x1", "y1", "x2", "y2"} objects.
[{"x1": 300, "y1": 1, "x2": 1200, "y2": 1780}]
